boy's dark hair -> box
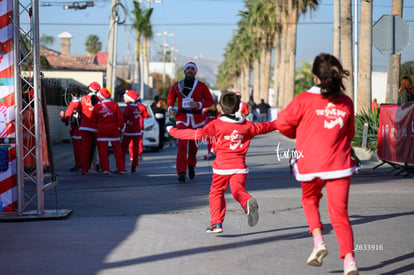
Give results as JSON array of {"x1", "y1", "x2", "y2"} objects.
[
  {"x1": 312, "y1": 53, "x2": 350, "y2": 101},
  {"x1": 220, "y1": 91, "x2": 240, "y2": 115}
]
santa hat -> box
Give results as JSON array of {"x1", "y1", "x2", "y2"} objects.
[
  {"x1": 235, "y1": 91, "x2": 241, "y2": 96},
  {"x1": 124, "y1": 90, "x2": 139, "y2": 102},
  {"x1": 88, "y1": 81, "x2": 101, "y2": 93},
  {"x1": 183, "y1": 61, "x2": 198, "y2": 74},
  {"x1": 98, "y1": 88, "x2": 111, "y2": 99}
]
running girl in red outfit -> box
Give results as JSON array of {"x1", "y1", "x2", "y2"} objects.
[{"x1": 275, "y1": 53, "x2": 359, "y2": 275}]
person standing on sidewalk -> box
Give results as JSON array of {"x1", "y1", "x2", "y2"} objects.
[
  {"x1": 77, "y1": 81, "x2": 100, "y2": 174},
  {"x1": 151, "y1": 95, "x2": 166, "y2": 150},
  {"x1": 60, "y1": 88, "x2": 82, "y2": 172},
  {"x1": 257, "y1": 99, "x2": 271, "y2": 122},
  {"x1": 91, "y1": 88, "x2": 126, "y2": 174},
  {"x1": 168, "y1": 91, "x2": 276, "y2": 233},
  {"x1": 167, "y1": 61, "x2": 214, "y2": 183},
  {"x1": 121, "y1": 90, "x2": 141, "y2": 173},
  {"x1": 275, "y1": 53, "x2": 359, "y2": 275}
]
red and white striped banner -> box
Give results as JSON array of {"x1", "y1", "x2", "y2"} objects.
[{"x1": 0, "y1": 0, "x2": 17, "y2": 212}]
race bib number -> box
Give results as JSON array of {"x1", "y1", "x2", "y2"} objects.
[{"x1": 182, "y1": 98, "x2": 193, "y2": 109}]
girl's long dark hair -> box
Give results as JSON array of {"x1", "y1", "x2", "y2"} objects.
[{"x1": 312, "y1": 53, "x2": 350, "y2": 101}]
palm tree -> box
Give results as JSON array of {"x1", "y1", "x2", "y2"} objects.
[
  {"x1": 132, "y1": 2, "x2": 153, "y2": 94},
  {"x1": 357, "y1": 0, "x2": 373, "y2": 113},
  {"x1": 281, "y1": 0, "x2": 319, "y2": 109},
  {"x1": 85, "y1": 34, "x2": 102, "y2": 55},
  {"x1": 340, "y1": 0, "x2": 354, "y2": 100}
]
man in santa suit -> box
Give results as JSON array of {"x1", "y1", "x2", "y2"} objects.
[
  {"x1": 122, "y1": 90, "x2": 141, "y2": 173},
  {"x1": 235, "y1": 91, "x2": 250, "y2": 118},
  {"x1": 77, "y1": 81, "x2": 100, "y2": 174},
  {"x1": 91, "y1": 88, "x2": 126, "y2": 174},
  {"x1": 167, "y1": 61, "x2": 214, "y2": 183}
]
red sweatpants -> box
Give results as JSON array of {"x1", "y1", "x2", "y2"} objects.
[
  {"x1": 123, "y1": 136, "x2": 139, "y2": 167},
  {"x1": 72, "y1": 137, "x2": 82, "y2": 168},
  {"x1": 176, "y1": 124, "x2": 198, "y2": 175},
  {"x1": 209, "y1": 173, "x2": 251, "y2": 225},
  {"x1": 80, "y1": 131, "x2": 96, "y2": 173},
  {"x1": 301, "y1": 177, "x2": 354, "y2": 259},
  {"x1": 97, "y1": 140, "x2": 125, "y2": 173}
]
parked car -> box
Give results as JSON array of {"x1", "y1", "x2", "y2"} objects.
[{"x1": 113, "y1": 102, "x2": 160, "y2": 152}]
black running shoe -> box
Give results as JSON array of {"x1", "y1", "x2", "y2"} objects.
[
  {"x1": 178, "y1": 172, "x2": 186, "y2": 183},
  {"x1": 206, "y1": 223, "x2": 223, "y2": 233},
  {"x1": 131, "y1": 166, "x2": 136, "y2": 173},
  {"x1": 188, "y1": 166, "x2": 195, "y2": 180}
]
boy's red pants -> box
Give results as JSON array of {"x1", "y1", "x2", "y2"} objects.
[
  {"x1": 209, "y1": 173, "x2": 251, "y2": 225},
  {"x1": 72, "y1": 137, "x2": 82, "y2": 168},
  {"x1": 301, "y1": 176, "x2": 354, "y2": 259}
]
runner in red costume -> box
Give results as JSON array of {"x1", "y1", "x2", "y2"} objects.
[
  {"x1": 275, "y1": 53, "x2": 359, "y2": 275},
  {"x1": 128, "y1": 98, "x2": 149, "y2": 160},
  {"x1": 168, "y1": 91, "x2": 276, "y2": 233},
  {"x1": 167, "y1": 61, "x2": 214, "y2": 183},
  {"x1": 91, "y1": 88, "x2": 125, "y2": 174},
  {"x1": 235, "y1": 91, "x2": 250, "y2": 118},
  {"x1": 77, "y1": 81, "x2": 100, "y2": 174},
  {"x1": 121, "y1": 90, "x2": 141, "y2": 173},
  {"x1": 60, "y1": 88, "x2": 82, "y2": 171}
]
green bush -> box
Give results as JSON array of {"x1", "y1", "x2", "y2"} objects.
[{"x1": 351, "y1": 109, "x2": 380, "y2": 152}]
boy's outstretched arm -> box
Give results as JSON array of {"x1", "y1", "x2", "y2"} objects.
[{"x1": 166, "y1": 126, "x2": 209, "y2": 141}]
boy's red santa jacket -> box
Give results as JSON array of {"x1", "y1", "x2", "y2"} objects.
[
  {"x1": 123, "y1": 103, "x2": 142, "y2": 136},
  {"x1": 168, "y1": 116, "x2": 276, "y2": 175},
  {"x1": 91, "y1": 100, "x2": 125, "y2": 141},
  {"x1": 62, "y1": 98, "x2": 81, "y2": 139},
  {"x1": 167, "y1": 80, "x2": 214, "y2": 128},
  {"x1": 77, "y1": 93, "x2": 98, "y2": 132},
  {"x1": 275, "y1": 86, "x2": 356, "y2": 182}
]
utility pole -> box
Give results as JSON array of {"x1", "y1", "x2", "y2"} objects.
[
  {"x1": 136, "y1": 0, "x2": 162, "y2": 100},
  {"x1": 156, "y1": 31, "x2": 174, "y2": 90},
  {"x1": 106, "y1": 1, "x2": 126, "y2": 100}
]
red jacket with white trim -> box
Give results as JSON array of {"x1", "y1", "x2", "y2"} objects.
[
  {"x1": 91, "y1": 100, "x2": 125, "y2": 141},
  {"x1": 123, "y1": 103, "x2": 142, "y2": 136},
  {"x1": 167, "y1": 79, "x2": 214, "y2": 128},
  {"x1": 77, "y1": 93, "x2": 98, "y2": 132},
  {"x1": 168, "y1": 116, "x2": 276, "y2": 175},
  {"x1": 275, "y1": 86, "x2": 356, "y2": 181}
]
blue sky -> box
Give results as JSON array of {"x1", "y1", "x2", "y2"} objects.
[{"x1": 36, "y1": 0, "x2": 414, "y2": 71}]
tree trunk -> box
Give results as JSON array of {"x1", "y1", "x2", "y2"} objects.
[
  {"x1": 273, "y1": 31, "x2": 281, "y2": 108},
  {"x1": 253, "y1": 57, "x2": 260, "y2": 104},
  {"x1": 260, "y1": 46, "x2": 272, "y2": 104},
  {"x1": 283, "y1": 6, "x2": 298, "y2": 108},
  {"x1": 340, "y1": 0, "x2": 354, "y2": 100},
  {"x1": 279, "y1": 13, "x2": 288, "y2": 109},
  {"x1": 243, "y1": 62, "x2": 250, "y2": 101},
  {"x1": 333, "y1": 0, "x2": 341, "y2": 58},
  {"x1": 357, "y1": 0, "x2": 372, "y2": 113},
  {"x1": 390, "y1": 0, "x2": 403, "y2": 103}
]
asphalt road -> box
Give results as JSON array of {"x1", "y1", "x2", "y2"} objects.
[{"x1": 0, "y1": 132, "x2": 413, "y2": 275}]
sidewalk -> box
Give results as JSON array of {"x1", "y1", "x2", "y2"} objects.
[{"x1": 0, "y1": 132, "x2": 413, "y2": 275}]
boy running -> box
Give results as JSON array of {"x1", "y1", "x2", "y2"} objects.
[{"x1": 167, "y1": 91, "x2": 276, "y2": 233}]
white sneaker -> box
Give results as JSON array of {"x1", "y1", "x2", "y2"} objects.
[
  {"x1": 246, "y1": 198, "x2": 259, "y2": 226},
  {"x1": 306, "y1": 241, "x2": 328, "y2": 266},
  {"x1": 344, "y1": 261, "x2": 359, "y2": 275}
]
